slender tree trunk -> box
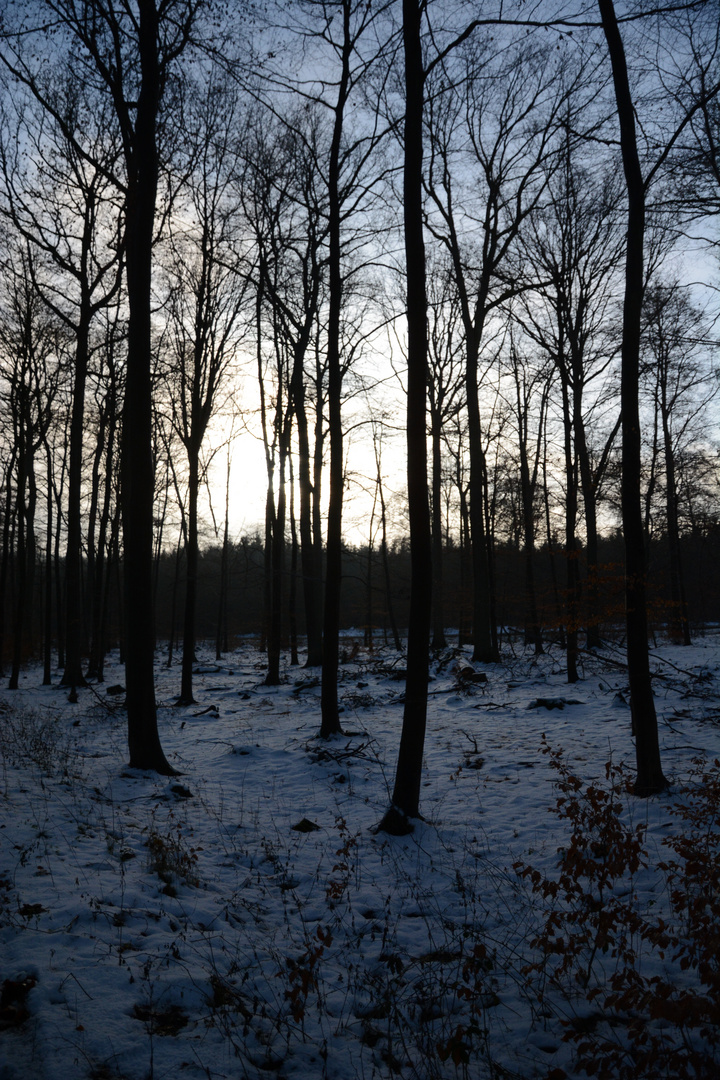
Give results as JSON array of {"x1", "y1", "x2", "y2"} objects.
[
  {"x1": 575, "y1": 407, "x2": 603, "y2": 649},
  {"x1": 178, "y1": 448, "x2": 199, "y2": 704},
  {"x1": 380, "y1": 0, "x2": 431, "y2": 833},
  {"x1": 216, "y1": 453, "x2": 230, "y2": 661},
  {"x1": 458, "y1": 472, "x2": 471, "y2": 648},
  {"x1": 288, "y1": 452, "x2": 299, "y2": 666},
  {"x1": 84, "y1": 400, "x2": 104, "y2": 669},
  {"x1": 261, "y1": 492, "x2": 272, "y2": 655},
  {"x1": 291, "y1": 352, "x2": 323, "y2": 667},
  {"x1": 61, "y1": 295, "x2": 91, "y2": 689},
  {"x1": 9, "y1": 447, "x2": 28, "y2": 691},
  {"x1": 561, "y1": 377, "x2": 579, "y2": 683},
  {"x1": 430, "y1": 410, "x2": 446, "y2": 649},
  {"x1": 53, "y1": 440, "x2": 67, "y2": 669},
  {"x1": 266, "y1": 437, "x2": 287, "y2": 687},
  {"x1": 466, "y1": 335, "x2": 496, "y2": 662},
  {"x1": 43, "y1": 443, "x2": 53, "y2": 685},
  {"x1": 373, "y1": 434, "x2": 400, "y2": 651},
  {"x1": 598, "y1": 0, "x2": 666, "y2": 794},
  {"x1": 381, "y1": 532, "x2": 400, "y2": 652},
  {"x1": 519, "y1": 445, "x2": 542, "y2": 654},
  {"x1": 483, "y1": 446, "x2": 500, "y2": 658},
  {"x1": 0, "y1": 462, "x2": 15, "y2": 678},
  {"x1": 312, "y1": 356, "x2": 324, "y2": 623},
  {"x1": 88, "y1": 385, "x2": 117, "y2": 681},
  {"x1": 320, "y1": 0, "x2": 352, "y2": 738},
  {"x1": 166, "y1": 532, "x2": 183, "y2": 668},
  {"x1": 661, "y1": 407, "x2": 691, "y2": 645},
  {"x1": 365, "y1": 488, "x2": 376, "y2": 651}
]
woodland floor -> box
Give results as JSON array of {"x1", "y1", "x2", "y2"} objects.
[{"x1": 1, "y1": 632, "x2": 720, "y2": 1080}]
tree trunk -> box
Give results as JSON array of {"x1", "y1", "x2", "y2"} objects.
[
  {"x1": 88, "y1": 379, "x2": 117, "y2": 681},
  {"x1": 0, "y1": 462, "x2": 14, "y2": 677},
  {"x1": 575, "y1": 400, "x2": 602, "y2": 649},
  {"x1": 291, "y1": 352, "x2": 323, "y2": 667},
  {"x1": 661, "y1": 404, "x2": 691, "y2": 645},
  {"x1": 43, "y1": 443, "x2": 53, "y2": 685},
  {"x1": 61, "y1": 304, "x2": 91, "y2": 690},
  {"x1": 561, "y1": 376, "x2": 579, "y2": 683},
  {"x1": 288, "y1": 453, "x2": 299, "y2": 666},
  {"x1": 466, "y1": 334, "x2": 496, "y2": 662},
  {"x1": 381, "y1": 519, "x2": 400, "y2": 652},
  {"x1": 53, "y1": 442, "x2": 67, "y2": 669},
  {"x1": 320, "y1": 0, "x2": 352, "y2": 739},
  {"x1": 122, "y1": 0, "x2": 174, "y2": 774},
  {"x1": 9, "y1": 443, "x2": 29, "y2": 691},
  {"x1": 265, "y1": 438, "x2": 287, "y2": 687},
  {"x1": 178, "y1": 447, "x2": 199, "y2": 704},
  {"x1": 380, "y1": 0, "x2": 431, "y2": 833},
  {"x1": 519, "y1": 436, "x2": 542, "y2": 654},
  {"x1": 216, "y1": 453, "x2": 230, "y2": 661},
  {"x1": 167, "y1": 532, "x2": 183, "y2": 668},
  {"x1": 598, "y1": 0, "x2": 666, "y2": 794},
  {"x1": 430, "y1": 409, "x2": 446, "y2": 649}
]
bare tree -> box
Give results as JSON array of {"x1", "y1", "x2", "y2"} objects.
[
  {"x1": 378, "y1": 0, "x2": 431, "y2": 834},
  {"x1": 0, "y1": 71, "x2": 124, "y2": 693},
  {"x1": 0, "y1": 0, "x2": 208, "y2": 771},
  {"x1": 0, "y1": 247, "x2": 61, "y2": 689},
  {"x1": 501, "y1": 339, "x2": 552, "y2": 654},
  {"x1": 641, "y1": 281, "x2": 716, "y2": 645},
  {"x1": 426, "y1": 258, "x2": 465, "y2": 650},
  {"x1": 424, "y1": 34, "x2": 576, "y2": 663},
  {"x1": 597, "y1": 0, "x2": 666, "y2": 795},
  {"x1": 238, "y1": 106, "x2": 328, "y2": 672},
  {"x1": 161, "y1": 72, "x2": 247, "y2": 705},
  {"x1": 516, "y1": 137, "x2": 625, "y2": 664}
]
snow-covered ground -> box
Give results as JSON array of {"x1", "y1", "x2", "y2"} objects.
[{"x1": 1, "y1": 634, "x2": 719, "y2": 1080}]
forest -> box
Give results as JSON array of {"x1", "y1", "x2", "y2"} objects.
[
  {"x1": 1, "y1": 4, "x2": 720, "y2": 1079},
  {"x1": 0, "y1": 0, "x2": 718, "y2": 808}
]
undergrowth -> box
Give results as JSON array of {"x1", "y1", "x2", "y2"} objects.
[
  {"x1": 0, "y1": 703, "x2": 74, "y2": 780},
  {"x1": 516, "y1": 742, "x2": 720, "y2": 1079}
]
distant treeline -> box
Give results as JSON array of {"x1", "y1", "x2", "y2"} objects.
[{"x1": 5, "y1": 526, "x2": 719, "y2": 679}]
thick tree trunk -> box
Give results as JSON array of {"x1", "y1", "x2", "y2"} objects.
[
  {"x1": 380, "y1": 0, "x2": 431, "y2": 833},
  {"x1": 598, "y1": 0, "x2": 666, "y2": 795},
  {"x1": 122, "y1": 0, "x2": 174, "y2": 774}
]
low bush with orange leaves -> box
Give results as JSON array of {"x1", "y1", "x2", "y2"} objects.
[{"x1": 515, "y1": 742, "x2": 720, "y2": 1080}]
